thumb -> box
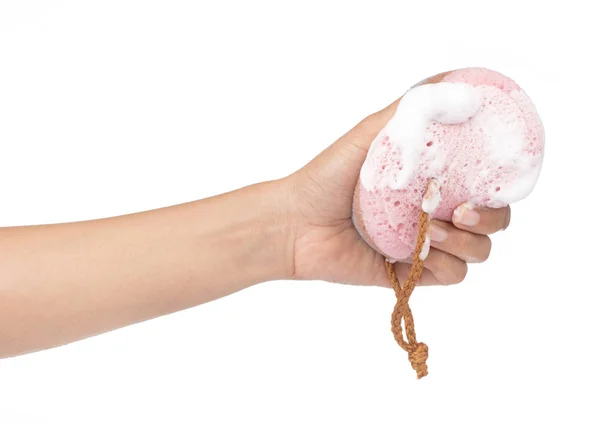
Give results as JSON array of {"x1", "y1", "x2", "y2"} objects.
[
  {"x1": 343, "y1": 70, "x2": 452, "y2": 152},
  {"x1": 339, "y1": 99, "x2": 400, "y2": 154}
]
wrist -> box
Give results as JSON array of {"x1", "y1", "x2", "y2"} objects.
[
  {"x1": 256, "y1": 178, "x2": 297, "y2": 282},
  {"x1": 225, "y1": 179, "x2": 296, "y2": 284}
]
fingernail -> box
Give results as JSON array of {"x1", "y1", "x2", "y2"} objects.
[
  {"x1": 429, "y1": 223, "x2": 447, "y2": 242},
  {"x1": 453, "y1": 203, "x2": 480, "y2": 226}
]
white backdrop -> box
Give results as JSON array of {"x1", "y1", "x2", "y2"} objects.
[{"x1": 1, "y1": 1, "x2": 598, "y2": 425}]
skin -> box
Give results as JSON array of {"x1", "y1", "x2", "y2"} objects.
[{"x1": 0, "y1": 79, "x2": 511, "y2": 359}]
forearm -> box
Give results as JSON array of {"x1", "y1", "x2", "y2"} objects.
[{"x1": 0, "y1": 179, "x2": 293, "y2": 358}]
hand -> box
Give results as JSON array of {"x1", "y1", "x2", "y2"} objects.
[{"x1": 284, "y1": 96, "x2": 511, "y2": 287}]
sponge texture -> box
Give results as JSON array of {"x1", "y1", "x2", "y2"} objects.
[{"x1": 352, "y1": 68, "x2": 544, "y2": 261}]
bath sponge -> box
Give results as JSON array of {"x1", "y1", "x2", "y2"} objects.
[
  {"x1": 352, "y1": 67, "x2": 544, "y2": 378},
  {"x1": 352, "y1": 67, "x2": 544, "y2": 262}
]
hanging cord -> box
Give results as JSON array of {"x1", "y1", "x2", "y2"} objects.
[{"x1": 385, "y1": 206, "x2": 430, "y2": 379}]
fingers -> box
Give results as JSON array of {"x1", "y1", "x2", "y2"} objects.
[
  {"x1": 423, "y1": 248, "x2": 468, "y2": 285},
  {"x1": 383, "y1": 204, "x2": 508, "y2": 287},
  {"x1": 391, "y1": 248, "x2": 467, "y2": 287},
  {"x1": 452, "y1": 203, "x2": 511, "y2": 235},
  {"x1": 391, "y1": 261, "x2": 443, "y2": 287},
  {"x1": 429, "y1": 220, "x2": 491, "y2": 263}
]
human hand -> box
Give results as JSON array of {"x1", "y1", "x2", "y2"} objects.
[{"x1": 284, "y1": 77, "x2": 511, "y2": 287}]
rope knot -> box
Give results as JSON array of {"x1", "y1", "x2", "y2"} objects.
[
  {"x1": 385, "y1": 201, "x2": 431, "y2": 379},
  {"x1": 408, "y1": 342, "x2": 429, "y2": 379}
]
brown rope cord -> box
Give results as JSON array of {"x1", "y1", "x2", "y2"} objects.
[{"x1": 385, "y1": 206, "x2": 430, "y2": 379}]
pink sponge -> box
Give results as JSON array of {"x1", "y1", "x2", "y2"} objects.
[{"x1": 352, "y1": 68, "x2": 544, "y2": 261}]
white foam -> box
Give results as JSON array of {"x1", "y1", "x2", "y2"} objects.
[
  {"x1": 421, "y1": 179, "x2": 441, "y2": 214},
  {"x1": 488, "y1": 157, "x2": 543, "y2": 205},
  {"x1": 470, "y1": 86, "x2": 528, "y2": 165},
  {"x1": 359, "y1": 83, "x2": 543, "y2": 214},
  {"x1": 419, "y1": 234, "x2": 431, "y2": 261},
  {"x1": 360, "y1": 82, "x2": 481, "y2": 190},
  {"x1": 472, "y1": 87, "x2": 543, "y2": 206}
]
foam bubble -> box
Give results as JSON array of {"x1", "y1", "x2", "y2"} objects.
[
  {"x1": 419, "y1": 234, "x2": 431, "y2": 261},
  {"x1": 355, "y1": 68, "x2": 545, "y2": 261},
  {"x1": 360, "y1": 82, "x2": 481, "y2": 191},
  {"x1": 421, "y1": 179, "x2": 441, "y2": 214}
]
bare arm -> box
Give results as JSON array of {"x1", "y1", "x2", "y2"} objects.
[
  {"x1": 0, "y1": 89, "x2": 508, "y2": 358},
  {"x1": 0, "y1": 180, "x2": 294, "y2": 358}
]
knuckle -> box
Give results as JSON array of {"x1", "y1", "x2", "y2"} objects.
[
  {"x1": 433, "y1": 253, "x2": 467, "y2": 285},
  {"x1": 425, "y1": 252, "x2": 446, "y2": 281},
  {"x1": 431, "y1": 250, "x2": 448, "y2": 270},
  {"x1": 455, "y1": 231, "x2": 474, "y2": 254},
  {"x1": 448, "y1": 229, "x2": 477, "y2": 259}
]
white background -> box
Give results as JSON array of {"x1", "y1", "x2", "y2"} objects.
[{"x1": 1, "y1": 1, "x2": 599, "y2": 425}]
